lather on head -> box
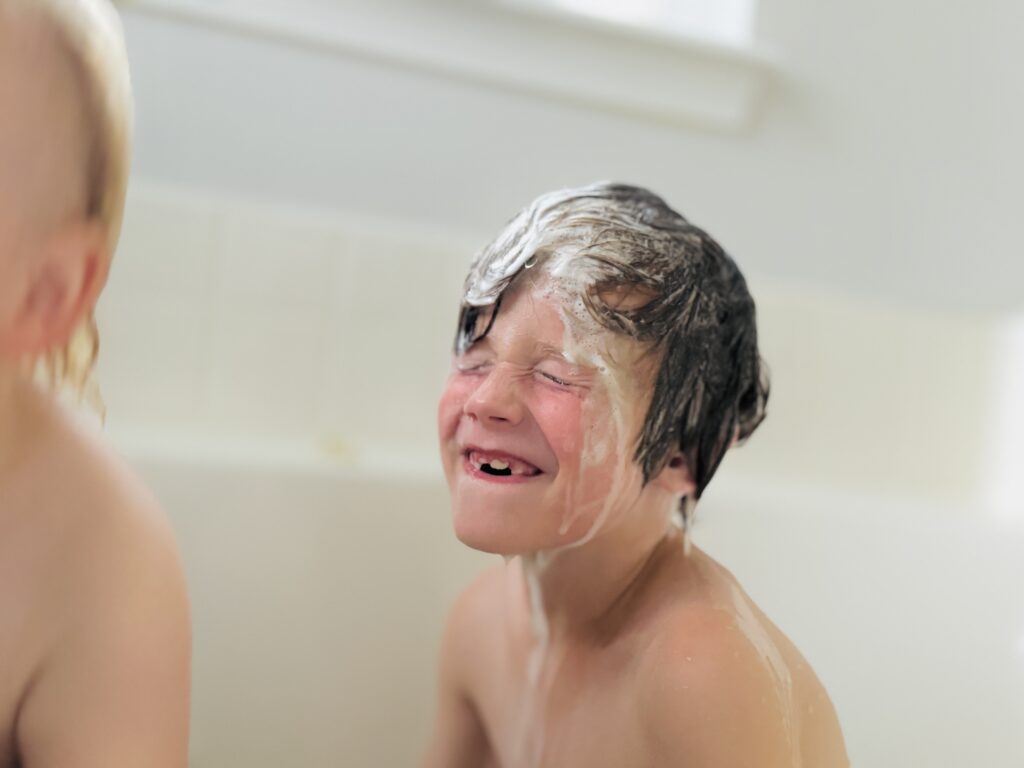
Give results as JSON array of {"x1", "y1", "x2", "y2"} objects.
[{"x1": 454, "y1": 181, "x2": 769, "y2": 500}]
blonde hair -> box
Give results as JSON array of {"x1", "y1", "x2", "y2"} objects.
[{"x1": 10, "y1": 0, "x2": 133, "y2": 408}]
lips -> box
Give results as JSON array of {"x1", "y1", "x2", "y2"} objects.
[{"x1": 462, "y1": 446, "x2": 543, "y2": 481}]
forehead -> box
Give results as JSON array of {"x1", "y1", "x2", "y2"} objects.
[
  {"x1": 481, "y1": 274, "x2": 655, "y2": 377},
  {"x1": 478, "y1": 277, "x2": 568, "y2": 349}
]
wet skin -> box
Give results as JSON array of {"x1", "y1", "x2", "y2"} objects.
[{"x1": 424, "y1": 280, "x2": 849, "y2": 768}]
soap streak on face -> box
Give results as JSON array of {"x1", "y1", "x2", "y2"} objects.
[{"x1": 538, "y1": 261, "x2": 648, "y2": 553}]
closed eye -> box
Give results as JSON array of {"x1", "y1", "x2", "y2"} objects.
[{"x1": 539, "y1": 371, "x2": 571, "y2": 387}]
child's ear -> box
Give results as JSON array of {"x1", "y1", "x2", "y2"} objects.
[
  {"x1": 651, "y1": 452, "x2": 697, "y2": 498},
  {"x1": 0, "y1": 219, "x2": 108, "y2": 358}
]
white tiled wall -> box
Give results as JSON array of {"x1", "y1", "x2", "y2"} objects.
[
  {"x1": 98, "y1": 188, "x2": 222, "y2": 425},
  {"x1": 734, "y1": 284, "x2": 997, "y2": 508},
  {"x1": 97, "y1": 183, "x2": 482, "y2": 458},
  {"x1": 97, "y1": 182, "x2": 1019, "y2": 513}
]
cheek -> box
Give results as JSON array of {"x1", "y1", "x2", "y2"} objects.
[
  {"x1": 531, "y1": 391, "x2": 585, "y2": 460},
  {"x1": 578, "y1": 392, "x2": 620, "y2": 463},
  {"x1": 563, "y1": 395, "x2": 637, "y2": 514},
  {"x1": 437, "y1": 374, "x2": 474, "y2": 439}
]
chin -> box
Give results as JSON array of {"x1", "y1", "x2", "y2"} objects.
[
  {"x1": 453, "y1": 528, "x2": 510, "y2": 555},
  {"x1": 450, "y1": 503, "x2": 547, "y2": 555},
  {"x1": 452, "y1": 507, "x2": 514, "y2": 554},
  {"x1": 453, "y1": 506, "x2": 591, "y2": 559}
]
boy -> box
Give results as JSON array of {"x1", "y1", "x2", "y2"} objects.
[
  {"x1": 0, "y1": 1, "x2": 190, "y2": 765},
  {"x1": 424, "y1": 183, "x2": 848, "y2": 767}
]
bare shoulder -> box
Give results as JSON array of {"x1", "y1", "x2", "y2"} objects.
[
  {"x1": 36, "y1": 413, "x2": 184, "y2": 591},
  {"x1": 636, "y1": 600, "x2": 794, "y2": 767},
  {"x1": 82, "y1": 421, "x2": 186, "y2": 598},
  {"x1": 12, "y1": 406, "x2": 191, "y2": 767},
  {"x1": 6, "y1": 401, "x2": 188, "y2": 623},
  {"x1": 636, "y1": 552, "x2": 848, "y2": 767},
  {"x1": 14, "y1": 402, "x2": 165, "y2": 532}
]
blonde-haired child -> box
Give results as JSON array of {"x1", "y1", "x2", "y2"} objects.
[{"x1": 0, "y1": 1, "x2": 190, "y2": 765}]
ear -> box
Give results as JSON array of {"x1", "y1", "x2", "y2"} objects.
[
  {"x1": 0, "y1": 219, "x2": 108, "y2": 358},
  {"x1": 650, "y1": 451, "x2": 697, "y2": 499}
]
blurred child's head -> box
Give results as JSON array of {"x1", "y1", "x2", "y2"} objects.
[
  {"x1": 0, "y1": 0, "x2": 131, "y2": 401},
  {"x1": 438, "y1": 182, "x2": 769, "y2": 555}
]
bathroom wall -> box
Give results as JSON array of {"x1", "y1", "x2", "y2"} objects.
[
  {"x1": 99, "y1": 0, "x2": 1024, "y2": 513},
  {"x1": 98, "y1": 182, "x2": 1010, "y2": 512},
  {"x1": 119, "y1": 0, "x2": 1024, "y2": 314},
  {"x1": 93, "y1": 1, "x2": 1024, "y2": 764},
  {"x1": 98, "y1": 184, "x2": 476, "y2": 462}
]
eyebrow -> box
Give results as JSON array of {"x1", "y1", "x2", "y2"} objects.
[
  {"x1": 532, "y1": 342, "x2": 601, "y2": 377},
  {"x1": 466, "y1": 337, "x2": 564, "y2": 358},
  {"x1": 531, "y1": 341, "x2": 568, "y2": 361}
]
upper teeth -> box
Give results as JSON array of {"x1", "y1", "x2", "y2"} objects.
[{"x1": 468, "y1": 451, "x2": 538, "y2": 476}]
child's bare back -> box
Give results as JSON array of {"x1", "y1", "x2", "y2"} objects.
[
  {"x1": 0, "y1": 384, "x2": 190, "y2": 767},
  {"x1": 0, "y1": 1, "x2": 191, "y2": 764}
]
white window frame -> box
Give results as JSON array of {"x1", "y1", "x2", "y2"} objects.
[
  {"x1": 503, "y1": 0, "x2": 758, "y2": 48},
  {"x1": 126, "y1": 0, "x2": 780, "y2": 132}
]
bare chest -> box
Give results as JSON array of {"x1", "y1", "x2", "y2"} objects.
[{"x1": 476, "y1": 639, "x2": 656, "y2": 768}]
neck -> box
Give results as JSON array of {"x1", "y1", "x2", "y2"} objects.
[
  {"x1": 0, "y1": 363, "x2": 45, "y2": 476},
  {"x1": 517, "y1": 495, "x2": 681, "y2": 645}
]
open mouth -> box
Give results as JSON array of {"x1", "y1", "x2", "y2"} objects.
[{"x1": 464, "y1": 449, "x2": 542, "y2": 479}]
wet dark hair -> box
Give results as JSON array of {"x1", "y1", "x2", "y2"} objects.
[{"x1": 454, "y1": 182, "x2": 769, "y2": 500}]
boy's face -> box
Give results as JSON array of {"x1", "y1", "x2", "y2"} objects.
[{"x1": 437, "y1": 278, "x2": 653, "y2": 555}]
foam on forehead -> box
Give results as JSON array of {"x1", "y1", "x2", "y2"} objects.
[
  {"x1": 458, "y1": 183, "x2": 632, "y2": 357},
  {"x1": 456, "y1": 181, "x2": 707, "y2": 353},
  {"x1": 457, "y1": 183, "x2": 676, "y2": 406},
  {"x1": 463, "y1": 182, "x2": 659, "y2": 307}
]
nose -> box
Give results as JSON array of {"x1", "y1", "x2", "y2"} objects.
[{"x1": 463, "y1": 365, "x2": 525, "y2": 426}]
